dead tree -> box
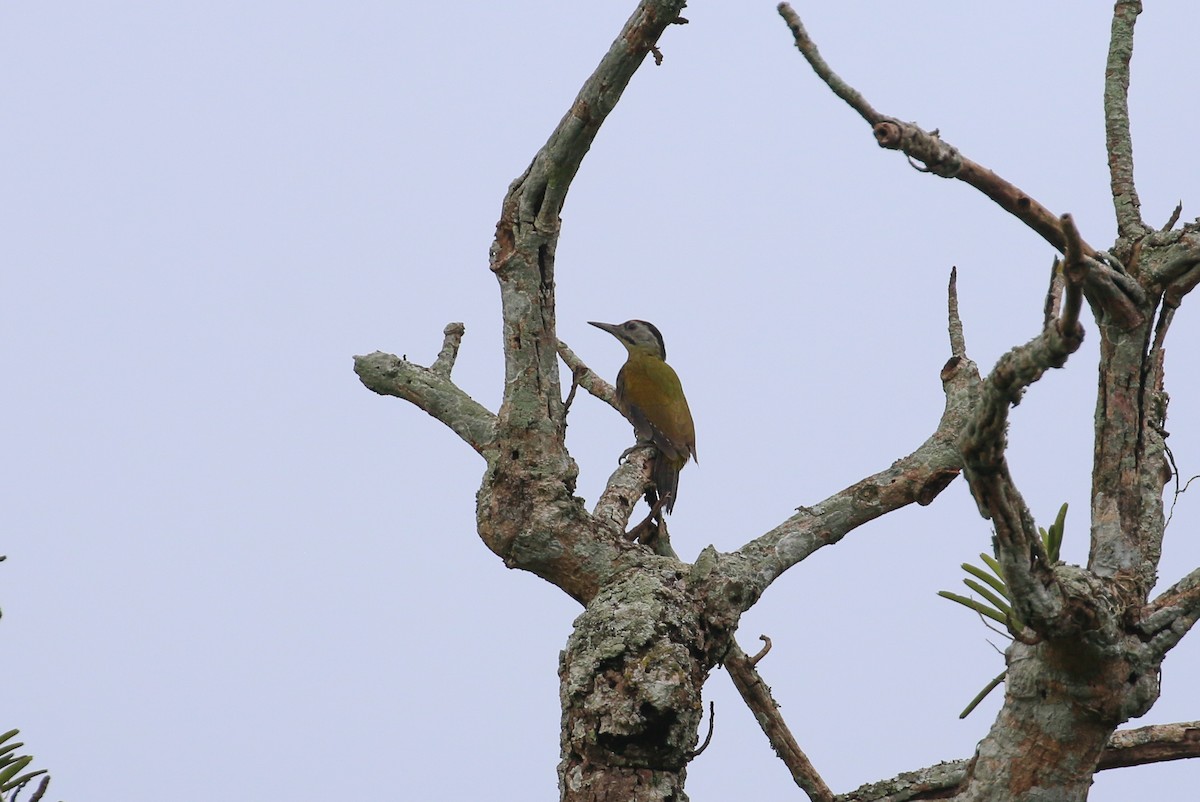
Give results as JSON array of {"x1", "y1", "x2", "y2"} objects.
[{"x1": 356, "y1": 2, "x2": 1200, "y2": 800}]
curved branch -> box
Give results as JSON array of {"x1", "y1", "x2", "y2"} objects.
[
  {"x1": 775, "y1": 5, "x2": 882, "y2": 126},
  {"x1": 1104, "y1": 1, "x2": 1146, "y2": 238},
  {"x1": 354, "y1": 346, "x2": 497, "y2": 456},
  {"x1": 730, "y1": 276, "x2": 982, "y2": 603},
  {"x1": 777, "y1": 3, "x2": 1056, "y2": 250},
  {"x1": 557, "y1": 339, "x2": 619, "y2": 412},
  {"x1": 776, "y1": 3, "x2": 1145, "y2": 329}
]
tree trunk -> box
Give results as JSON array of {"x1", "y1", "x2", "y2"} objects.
[{"x1": 558, "y1": 565, "x2": 715, "y2": 802}]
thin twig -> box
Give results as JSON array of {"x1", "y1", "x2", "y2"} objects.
[
  {"x1": 1161, "y1": 201, "x2": 1183, "y2": 231},
  {"x1": 556, "y1": 339, "x2": 619, "y2": 410},
  {"x1": 776, "y1": 4, "x2": 882, "y2": 126},
  {"x1": 725, "y1": 641, "x2": 835, "y2": 802},
  {"x1": 947, "y1": 267, "x2": 966, "y2": 359},
  {"x1": 688, "y1": 701, "x2": 716, "y2": 757},
  {"x1": 750, "y1": 634, "x2": 773, "y2": 665},
  {"x1": 562, "y1": 366, "x2": 581, "y2": 421}
]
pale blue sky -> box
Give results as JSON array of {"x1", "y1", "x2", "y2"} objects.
[{"x1": 3, "y1": 2, "x2": 1198, "y2": 799}]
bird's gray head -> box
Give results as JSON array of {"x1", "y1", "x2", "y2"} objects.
[{"x1": 588, "y1": 319, "x2": 667, "y2": 360}]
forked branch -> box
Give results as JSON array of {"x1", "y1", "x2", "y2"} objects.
[
  {"x1": 958, "y1": 267, "x2": 1084, "y2": 633},
  {"x1": 354, "y1": 337, "x2": 498, "y2": 456}
]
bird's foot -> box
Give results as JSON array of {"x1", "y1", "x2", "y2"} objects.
[{"x1": 618, "y1": 442, "x2": 655, "y2": 464}]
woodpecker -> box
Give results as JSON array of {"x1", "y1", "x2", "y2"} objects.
[{"x1": 589, "y1": 320, "x2": 697, "y2": 514}]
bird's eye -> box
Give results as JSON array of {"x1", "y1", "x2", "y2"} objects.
[{"x1": 624, "y1": 322, "x2": 636, "y2": 330}]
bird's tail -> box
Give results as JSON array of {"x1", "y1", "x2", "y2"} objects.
[{"x1": 652, "y1": 454, "x2": 681, "y2": 515}]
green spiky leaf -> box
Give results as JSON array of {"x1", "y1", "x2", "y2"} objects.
[
  {"x1": 962, "y1": 562, "x2": 1010, "y2": 601},
  {"x1": 959, "y1": 670, "x2": 1007, "y2": 719},
  {"x1": 0, "y1": 756, "x2": 32, "y2": 788},
  {"x1": 979, "y1": 553, "x2": 1005, "y2": 579},
  {"x1": 937, "y1": 591, "x2": 1010, "y2": 626},
  {"x1": 940, "y1": 502, "x2": 1069, "y2": 717},
  {"x1": 961, "y1": 579, "x2": 1015, "y2": 620},
  {"x1": 1, "y1": 768, "x2": 47, "y2": 794}
]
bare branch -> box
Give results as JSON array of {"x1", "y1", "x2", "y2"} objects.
[
  {"x1": 1058, "y1": 214, "x2": 1087, "y2": 338},
  {"x1": 1105, "y1": 0, "x2": 1146, "y2": 238},
  {"x1": 555, "y1": 339, "x2": 658, "y2": 534},
  {"x1": 354, "y1": 348, "x2": 497, "y2": 456},
  {"x1": 776, "y1": 4, "x2": 882, "y2": 126},
  {"x1": 750, "y1": 634, "x2": 772, "y2": 665},
  {"x1": 734, "y1": 346, "x2": 981, "y2": 601},
  {"x1": 593, "y1": 447, "x2": 656, "y2": 535},
  {"x1": 725, "y1": 641, "x2": 835, "y2": 802},
  {"x1": 840, "y1": 760, "x2": 967, "y2": 802},
  {"x1": 1162, "y1": 201, "x2": 1183, "y2": 232},
  {"x1": 1161, "y1": 251, "x2": 1200, "y2": 310},
  {"x1": 557, "y1": 339, "x2": 619, "y2": 412},
  {"x1": 687, "y1": 702, "x2": 716, "y2": 758},
  {"x1": 430, "y1": 321, "x2": 465, "y2": 377},
  {"x1": 1098, "y1": 720, "x2": 1200, "y2": 769},
  {"x1": 947, "y1": 267, "x2": 966, "y2": 359},
  {"x1": 840, "y1": 721, "x2": 1200, "y2": 801},
  {"x1": 1138, "y1": 564, "x2": 1200, "y2": 661},
  {"x1": 1150, "y1": 244, "x2": 1200, "y2": 360},
  {"x1": 508, "y1": 0, "x2": 689, "y2": 231},
  {"x1": 777, "y1": 5, "x2": 1048, "y2": 247},
  {"x1": 776, "y1": 3, "x2": 1146, "y2": 329}
]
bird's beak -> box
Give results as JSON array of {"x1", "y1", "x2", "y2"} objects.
[{"x1": 588, "y1": 321, "x2": 621, "y2": 337}]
